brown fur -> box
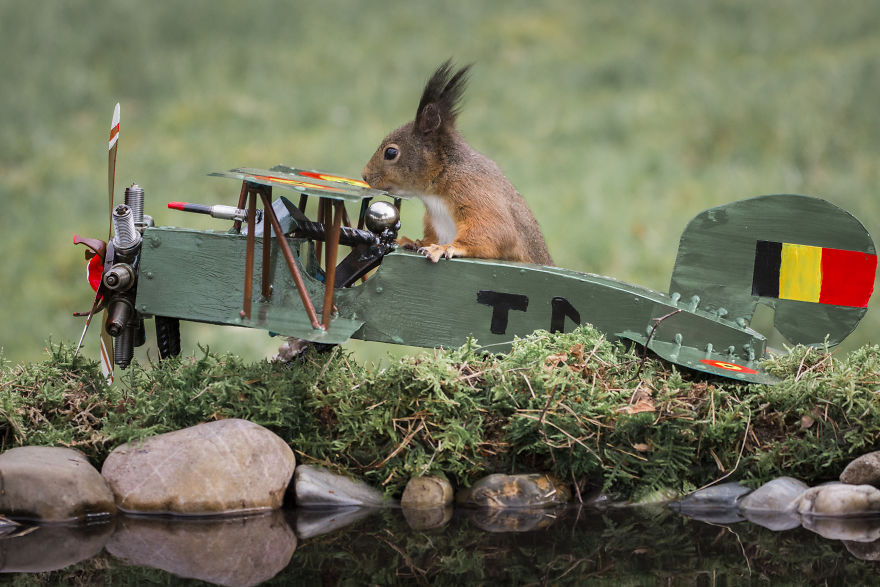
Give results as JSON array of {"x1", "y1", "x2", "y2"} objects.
[{"x1": 362, "y1": 61, "x2": 553, "y2": 265}]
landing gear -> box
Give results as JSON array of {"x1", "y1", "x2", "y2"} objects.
[{"x1": 155, "y1": 316, "x2": 181, "y2": 360}]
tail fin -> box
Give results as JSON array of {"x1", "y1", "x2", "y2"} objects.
[{"x1": 669, "y1": 194, "x2": 876, "y2": 348}]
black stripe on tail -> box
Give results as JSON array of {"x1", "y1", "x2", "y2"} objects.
[{"x1": 751, "y1": 240, "x2": 782, "y2": 298}]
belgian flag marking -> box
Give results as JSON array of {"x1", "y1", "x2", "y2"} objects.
[{"x1": 752, "y1": 241, "x2": 877, "y2": 308}]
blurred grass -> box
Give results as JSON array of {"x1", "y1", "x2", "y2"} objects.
[{"x1": 1, "y1": 0, "x2": 878, "y2": 365}]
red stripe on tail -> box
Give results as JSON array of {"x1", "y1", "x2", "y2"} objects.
[{"x1": 819, "y1": 248, "x2": 877, "y2": 307}]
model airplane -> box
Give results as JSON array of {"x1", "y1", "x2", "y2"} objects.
[{"x1": 74, "y1": 105, "x2": 877, "y2": 384}]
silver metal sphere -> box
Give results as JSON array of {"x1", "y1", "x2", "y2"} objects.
[{"x1": 365, "y1": 201, "x2": 400, "y2": 233}]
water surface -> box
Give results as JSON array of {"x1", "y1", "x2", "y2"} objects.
[{"x1": 4, "y1": 504, "x2": 879, "y2": 584}]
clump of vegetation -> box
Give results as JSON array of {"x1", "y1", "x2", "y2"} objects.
[{"x1": 2, "y1": 328, "x2": 879, "y2": 500}]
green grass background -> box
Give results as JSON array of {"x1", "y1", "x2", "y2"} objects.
[{"x1": 2, "y1": 0, "x2": 878, "y2": 365}]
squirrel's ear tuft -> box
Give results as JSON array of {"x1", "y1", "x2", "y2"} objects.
[{"x1": 415, "y1": 59, "x2": 471, "y2": 135}]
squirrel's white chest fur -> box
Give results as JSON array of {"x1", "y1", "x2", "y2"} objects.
[{"x1": 419, "y1": 194, "x2": 457, "y2": 244}]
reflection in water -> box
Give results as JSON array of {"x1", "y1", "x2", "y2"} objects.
[
  {"x1": 801, "y1": 514, "x2": 880, "y2": 542},
  {"x1": 294, "y1": 506, "x2": 375, "y2": 539},
  {"x1": 5, "y1": 505, "x2": 880, "y2": 584},
  {"x1": 107, "y1": 510, "x2": 296, "y2": 586},
  {"x1": 741, "y1": 509, "x2": 802, "y2": 531},
  {"x1": 288, "y1": 506, "x2": 880, "y2": 584},
  {"x1": 401, "y1": 505, "x2": 453, "y2": 531},
  {"x1": 465, "y1": 506, "x2": 561, "y2": 533},
  {"x1": 0, "y1": 520, "x2": 114, "y2": 573}
]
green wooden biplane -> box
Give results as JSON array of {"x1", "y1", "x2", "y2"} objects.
[{"x1": 74, "y1": 106, "x2": 877, "y2": 385}]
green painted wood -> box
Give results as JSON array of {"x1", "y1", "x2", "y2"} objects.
[
  {"x1": 137, "y1": 226, "x2": 776, "y2": 381},
  {"x1": 670, "y1": 194, "x2": 875, "y2": 347},
  {"x1": 642, "y1": 339, "x2": 776, "y2": 384},
  {"x1": 137, "y1": 227, "x2": 361, "y2": 344},
  {"x1": 341, "y1": 251, "x2": 769, "y2": 372}
]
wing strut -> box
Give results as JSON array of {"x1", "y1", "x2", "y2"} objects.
[{"x1": 238, "y1": 182, "x2": 323, "y2": 330}]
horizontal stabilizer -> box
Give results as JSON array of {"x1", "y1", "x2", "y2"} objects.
[
  {"x1": 645, "y1": 338, "x2": 777, "y2": 384},
  {"x1": 618, "y1": 330, "x2": 778, "y2": 384}
]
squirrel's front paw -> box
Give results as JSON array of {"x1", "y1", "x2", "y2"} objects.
[
  {"x1": 396, "y1": 236, "x2": 420, "y2": 250},
  {"x1": 418, "y1": 244, "x2": 457, "y2": 263}
]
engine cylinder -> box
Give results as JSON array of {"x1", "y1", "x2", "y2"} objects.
[
  {"x1": 112, "y1": 204, "x2": 141, "y2": 251},
  {"x1": 124, "y1": 183, "x2": 145, "y2": 225}
]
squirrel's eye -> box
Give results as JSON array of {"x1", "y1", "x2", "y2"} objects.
[{"x1": 384, "y1": 146, "x2": 399, "y2": 161}]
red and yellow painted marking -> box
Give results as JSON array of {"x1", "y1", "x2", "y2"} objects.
[
  {"x1": 299, "y1": 171, "x2": 369, "y2": 188},
  {"x1": 247, "y1": 174, "x2": 332, "y2": 191},
  {"x1": 699, "y1": 359, "x2": 758, "y2": 374},
  {"x1": 246, "y1": 172, "x2": 369, "y2": 192}
]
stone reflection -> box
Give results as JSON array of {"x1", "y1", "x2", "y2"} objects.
[
  {"x1": 845, "y1": 538, "x2": 880, "y2": 562},
  {"x1": 402, "y1": 505, "x2": 453, "y2": 531},
  {"x1": 0, "y1": 520, "x2": 114, "y2": 573},
  {"x1": 462, "y1": 506, "x2": 563, "y2": 533},
  {"x1": 106, "y1": 510, "x2": 295, "y2": 587},
  {"x1": 740, "y1": 509, "x2": 801, "y2": 532},
  {"x1": 801, "y1": 515, "x2": 880, "y2": 543},
  {"x1": 294, "y1": 506, "x2": 376, "y2": 540}
]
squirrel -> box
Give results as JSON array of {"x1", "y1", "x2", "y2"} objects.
[{"x1": 362, "y1": 61, "x2": 553, "y2": 266}]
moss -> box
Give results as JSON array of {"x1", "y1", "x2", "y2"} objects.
[{"x1": 2, "y1": 328, "x2": 879, "y2": 499}]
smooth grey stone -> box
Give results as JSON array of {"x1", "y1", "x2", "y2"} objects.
[
  {"x1": 106, "y1": 510, "x2": 295, "y2": 586},
  {"x1": 840, "y1": 451, "x2": 880, "y2": 487},
  {"x1": 294, "y1": 465, "x2": 389, "y2": 508},
  {"x1": 401, "y1": 476, "x2": 453, "y2": 509},
  {"x1": 0, "y1": 446, "x2": 115, "y2": 522},
  {"x1": 738, "y1": 477, "x2": 808, "y2": 514},
  {"x1": 102, "y1": 419, "x2": 295, "y2": 515},
  {"x1": 675, "y1": 482, "x2": 752, "y2": 509},
  {"x1": 456, "y1": 473, "x2": 570, "y2": 509},
  {"x1": 671, "y1": 482, "x2": 751, "y2": 524},
  {"x1": 797, "y1": 483, "x2": 880, "y2": 517}
]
